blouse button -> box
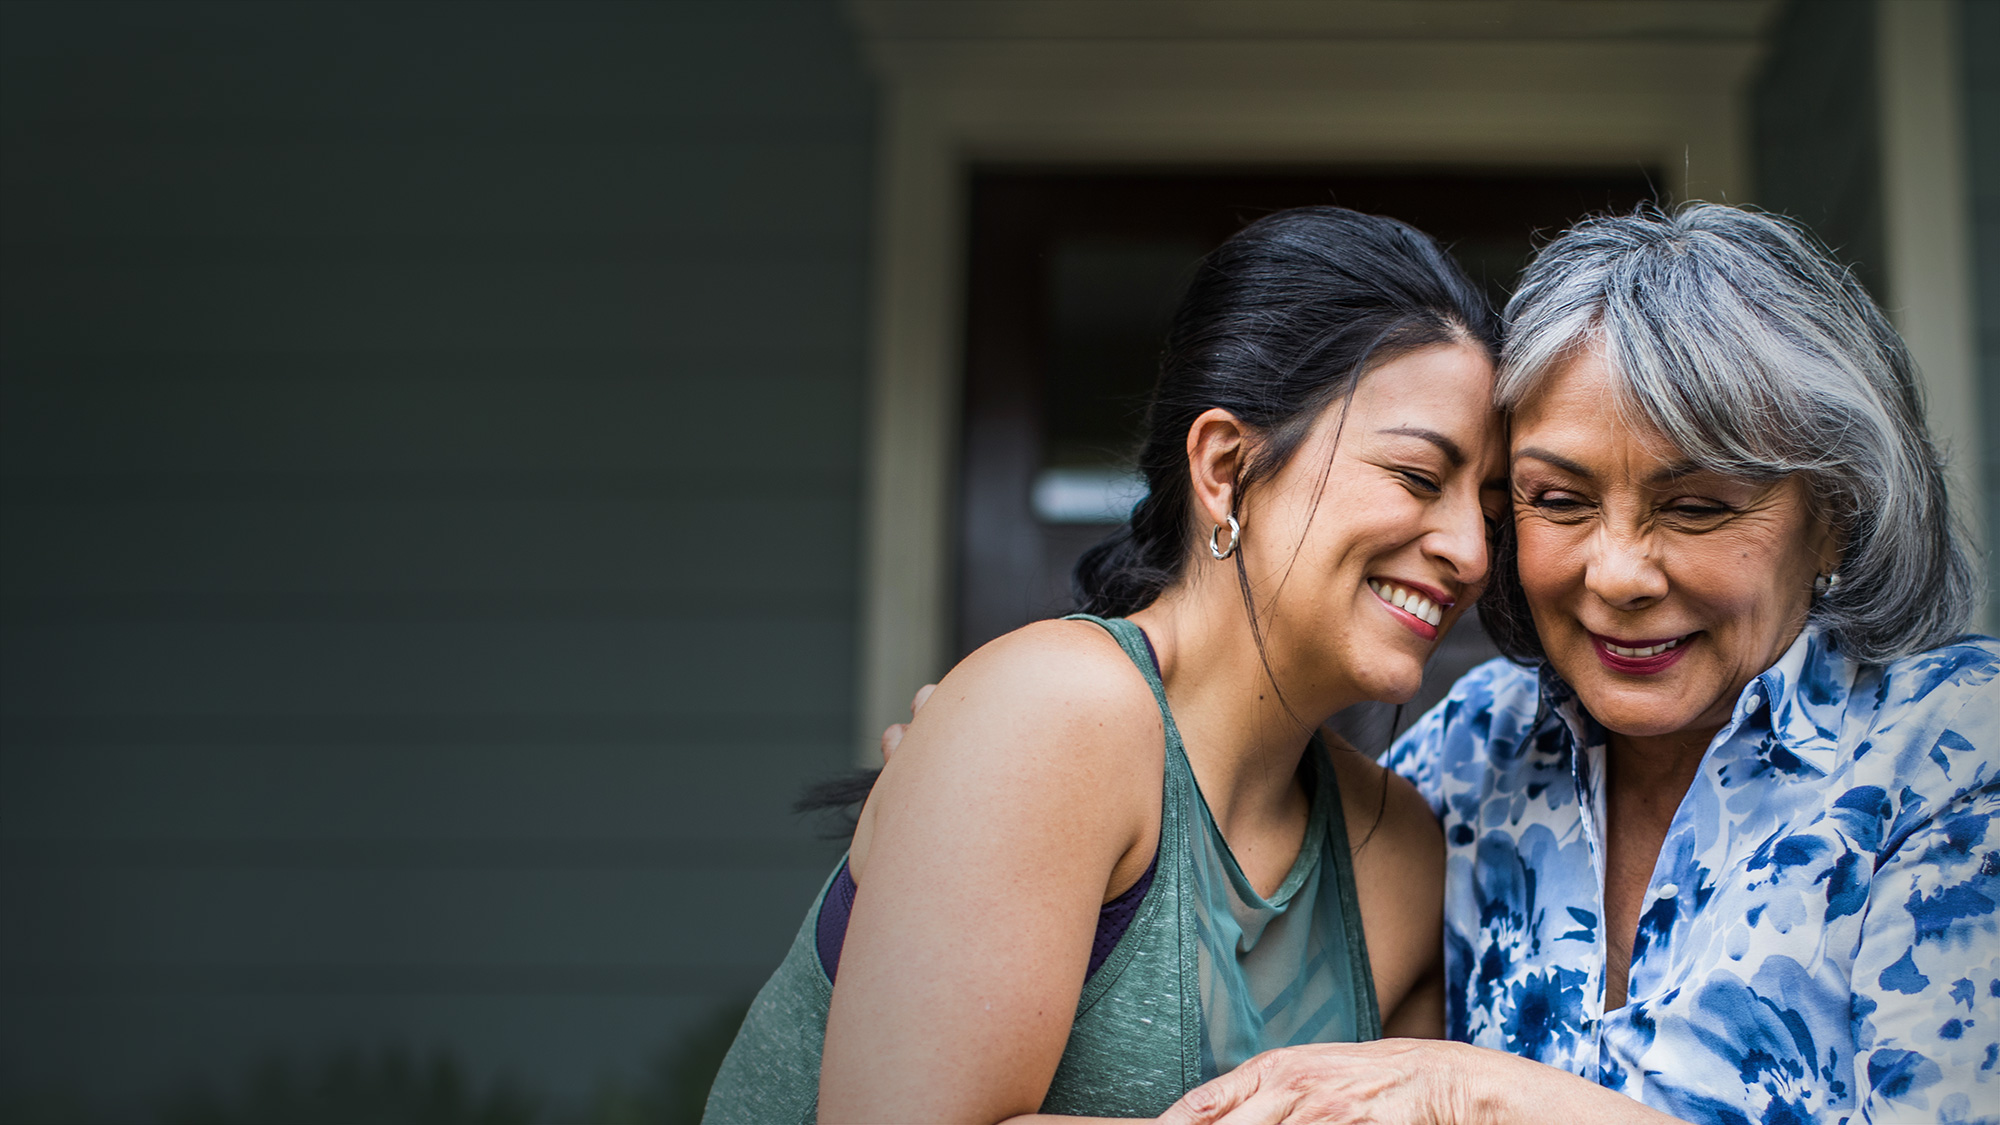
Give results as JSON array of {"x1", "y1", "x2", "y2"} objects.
[{"x1": 1656, "y1": 883, "x2": 1679, "y2": 899}]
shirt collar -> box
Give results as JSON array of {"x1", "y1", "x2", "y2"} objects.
[
  {"x1": 1750, "y1": 624, "x2": 1853, "y2": 778},
  {"x1": 1532, "y1": 624, "x2": 1852, "y2": 780}
]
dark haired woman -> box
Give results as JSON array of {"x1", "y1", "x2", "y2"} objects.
[{"x1": 703, "y1": 207, "x2": 1510, "y2": 1124}]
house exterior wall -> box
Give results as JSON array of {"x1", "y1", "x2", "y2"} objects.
[
  {"x1": 0, "y1": 1, "x2": 871, "y2": 1116},
  {"x1": 1752, "y1": 0, "x2": 1994, "y2": 631},
  {"x1": 1966, "y1": 0, "x2": 2000, "y2": 619},
  {"x1": 1751, "y1": 0, "x2": 1885, "y2": 299}
]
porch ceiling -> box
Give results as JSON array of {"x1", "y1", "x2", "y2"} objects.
[{"x1": 850, "y1": 1, "x2": 1784, "y2": 44}]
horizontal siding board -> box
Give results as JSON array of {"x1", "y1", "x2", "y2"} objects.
[
  {"x1": 0, "y1": 838, "x2": 841, "y2": 872},
  {"x1": 0, "y1": 713, "x2": 841, "y2": 747},
  {"x1": 0, "y1": 259, "x2": 869, "y2": 351},
  {"x1": 0, "y1": 866, "x2": 831, "y2": 968},
  {"x1": 0, "y1": 498, "x2": 854, "y2": 596},
  {"x1": 0, "y1": 2, "x2": 872, "y2": 125},
  {"x1": 0, "y1": 141, "x2": 870, "y2": 242},
  {"x1": 0, "y1": 743, "x2": 849, "y2": 839},
  {"x1": 2, "y1": 993, "x2": 736, "y2": 1115},
  {"x1": 2, "y1": 965, "x2": 782, "y2": 997},
  {"x1": 0, "y1": 593, "x2": 858, "y2": 623},
  {"x1": 0, "y1": 471, "x2": 858, "y2": 501},
  {"x1": 0, "y1": 619, "x2": 854, "y2": 715},
  {"x1": 0, "y1": 373, "x2": 863, "y2": 474}
]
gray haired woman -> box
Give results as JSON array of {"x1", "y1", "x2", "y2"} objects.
[{"x1": 1161, "y1": 203, "x2": 1999, "y2": 1124}]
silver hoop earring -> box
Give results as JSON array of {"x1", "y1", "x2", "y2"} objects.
[
  {"x1": 1813, "y1": 571, "x2": 1841, "y2": 597},
  {"x1": 1209, "y1": 513, "x2": 1240, "y2": 561}
]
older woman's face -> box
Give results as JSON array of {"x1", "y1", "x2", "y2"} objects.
[{"x1": 1509, "y1": 349, "x2": 1838, "y2": 740}]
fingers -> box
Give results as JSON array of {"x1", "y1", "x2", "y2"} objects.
[
  {"x1": 1156, "y1": 1071, "x2": 1259, "y2": 1125},
  {"x1": 879, "y1": 685, "x2": 938, "y2": 763},
  {"x1": 1210, "y1": 1089, "x2": 1300, "y2": 1125},
  {"x1": 880, "y1": 722, "x2": 907, "y2": 761}
]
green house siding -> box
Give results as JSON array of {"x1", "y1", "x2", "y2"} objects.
[{"x1": 0, "y1": 1, "x2": 870, "y2": 1116}]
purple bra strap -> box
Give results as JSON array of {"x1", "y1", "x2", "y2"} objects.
[{"x1": 816, "y1": 852, "x2": 1158, "y2": 984}]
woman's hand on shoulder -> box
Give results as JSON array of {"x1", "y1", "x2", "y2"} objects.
[
  {"x1": 879, "y1": 683, "x2": 935, "y2": 760},
  {"x1": 822, "y1": 619, "x2": 1165, "y2": 1125},
  {"x1": 1323, "y1": 744, "x2": 1445, "y2": 1038}
]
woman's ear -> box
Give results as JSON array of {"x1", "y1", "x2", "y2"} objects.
[
  {"x1": 1800, "y1": 487, "x2": 1845, "y2": 581},
  {"x1": 1811, "y1": 521, "x2": 1846, "y2": 584},
  {"x1": 1186, "y1": 408, "x2": 1248, "y2": 529}
]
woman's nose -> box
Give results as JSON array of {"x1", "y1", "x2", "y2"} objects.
[
  {"x1": 1584, "y1": 525, "x2": 1668, "y2": 607},
  {"x1": 1426, "y1": 493, "x2": 1491, "y2": 587}
]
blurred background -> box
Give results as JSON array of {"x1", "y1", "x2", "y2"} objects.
[{"x1": 1, "y1": 1, "x2": 1994, "y2": 1122}]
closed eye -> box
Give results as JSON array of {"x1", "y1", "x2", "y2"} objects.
[
  {"x1": 1398, "y1": 469, "x2": 1441, "y2": 494},
  {"x1": 1664, "y1": 500, "x2": 1734, "y2": 522}
]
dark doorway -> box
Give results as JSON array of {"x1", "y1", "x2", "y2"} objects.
[{"x1": 954, "y1": 168, "x2": 1654, "y2": 750}]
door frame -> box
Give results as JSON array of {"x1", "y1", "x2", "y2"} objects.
[{"x1": 846, "y1": 4, "x2": 1766, "y2": 757}]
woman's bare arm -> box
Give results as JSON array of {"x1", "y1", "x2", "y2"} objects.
[{"x1": 820, "y1": 620, "x2": 1164, "y2": 1124}]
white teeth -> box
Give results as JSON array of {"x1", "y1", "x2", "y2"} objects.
[
  {"x1": 1606, "y1": 637, "x2": 1683, "y2": 658},
  {"x1": 1369, "y1": 580, "x2": 1447, "y2": 627}
]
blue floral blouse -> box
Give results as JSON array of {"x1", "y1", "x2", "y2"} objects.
[{"x1": 1387, "y1": 626, "x2": 2000, "y2": 1124}]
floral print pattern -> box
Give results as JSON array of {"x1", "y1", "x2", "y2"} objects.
[{"x1": 1388, "y1": 626, "x2": 2000, "y2": 1124}]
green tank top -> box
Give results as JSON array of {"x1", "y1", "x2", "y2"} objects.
[{"x1": 703, "y1": 615, "x2": 1379, "y2": 1123}]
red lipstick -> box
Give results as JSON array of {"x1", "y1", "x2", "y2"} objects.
[{"x1": 1589, "y1": 632, "x2": 1692, "y2": 675}]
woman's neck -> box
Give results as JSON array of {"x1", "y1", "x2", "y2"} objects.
[
  {"x1": 1127, "y1": 577, "x2": 1360, "y2": 840},
  {"x1": 1605, "y1": 726, "x2": 1716, "y2": 811}
]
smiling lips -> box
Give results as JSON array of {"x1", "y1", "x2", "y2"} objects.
[
  {"x1": 1590, "y1": 632, "x2": 1693, "y2": 674},
  {"x1": 1368, "y1": 578, "x2": 1450, "y2": 640}
]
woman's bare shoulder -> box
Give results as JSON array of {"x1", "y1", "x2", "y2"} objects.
[
  {"x1": 849, "y1": 618, "x2": 1165, "y2": 876},
  {"x1": 925, "y1": 617, "x2": 1166, "y2": 752}
]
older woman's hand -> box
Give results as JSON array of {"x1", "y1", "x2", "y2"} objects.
[
  {"x1": 1155, "y1": 1041, "x2": 1687, "y2": 1125},
  {"x1": 1155, "y1": 1040, "x2": 1457, "y2": 1125}
]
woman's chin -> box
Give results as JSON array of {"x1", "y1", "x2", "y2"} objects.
[
  {"x1": 1573, "y1": 682, "x2": 1708, "y2": 740},
  {"x1": 1357, "y1": 665, "x2": 1424, "y2": 707}
]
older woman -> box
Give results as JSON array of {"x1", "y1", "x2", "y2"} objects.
[{"x1": 1161, "y1": 204, "x2": 1998, "y2": 1124}]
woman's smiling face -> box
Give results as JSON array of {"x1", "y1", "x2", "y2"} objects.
[
  {"x1": 1240, "y1": 340, "x2": 1507, "y2": 707},
  {"x1": 1508, "y1": 347, "x2": 1839, "y2": 740}
]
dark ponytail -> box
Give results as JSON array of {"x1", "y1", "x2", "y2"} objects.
[{"x1": 1074, "y1": 206, "x2": 1497, "y2": 617}]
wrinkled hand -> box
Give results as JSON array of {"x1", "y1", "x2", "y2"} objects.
[
  {"x1": 1155, "y1": 1040, "x2": 1462, "y2": 1125},
  {"x1": 879, "y1": 684, "x2": 937, "y2": 760}
]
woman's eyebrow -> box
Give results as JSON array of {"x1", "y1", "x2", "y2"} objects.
[
  {"x1": 1644, "y1": 461, "x2": 1707, "y2": 487},
  {"x1": 1379, "y1": 426, "x2": 1463, "y2": 467},
  {"x1": 1512, "y1": 447, "x2": 1591, "y2": 479}
]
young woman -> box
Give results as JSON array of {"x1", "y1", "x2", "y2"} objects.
[{"x1": 703, "y1": 207, "x2": 1510, "y2": 1124}]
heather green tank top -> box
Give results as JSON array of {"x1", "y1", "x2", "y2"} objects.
[{"x1": 703, "y1": 615, "x2": 1379, "y2": 1123}]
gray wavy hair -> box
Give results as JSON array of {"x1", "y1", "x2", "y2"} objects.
[{"x1": 1480, "y1": 202, "x2": 1979, "y2": 666}]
